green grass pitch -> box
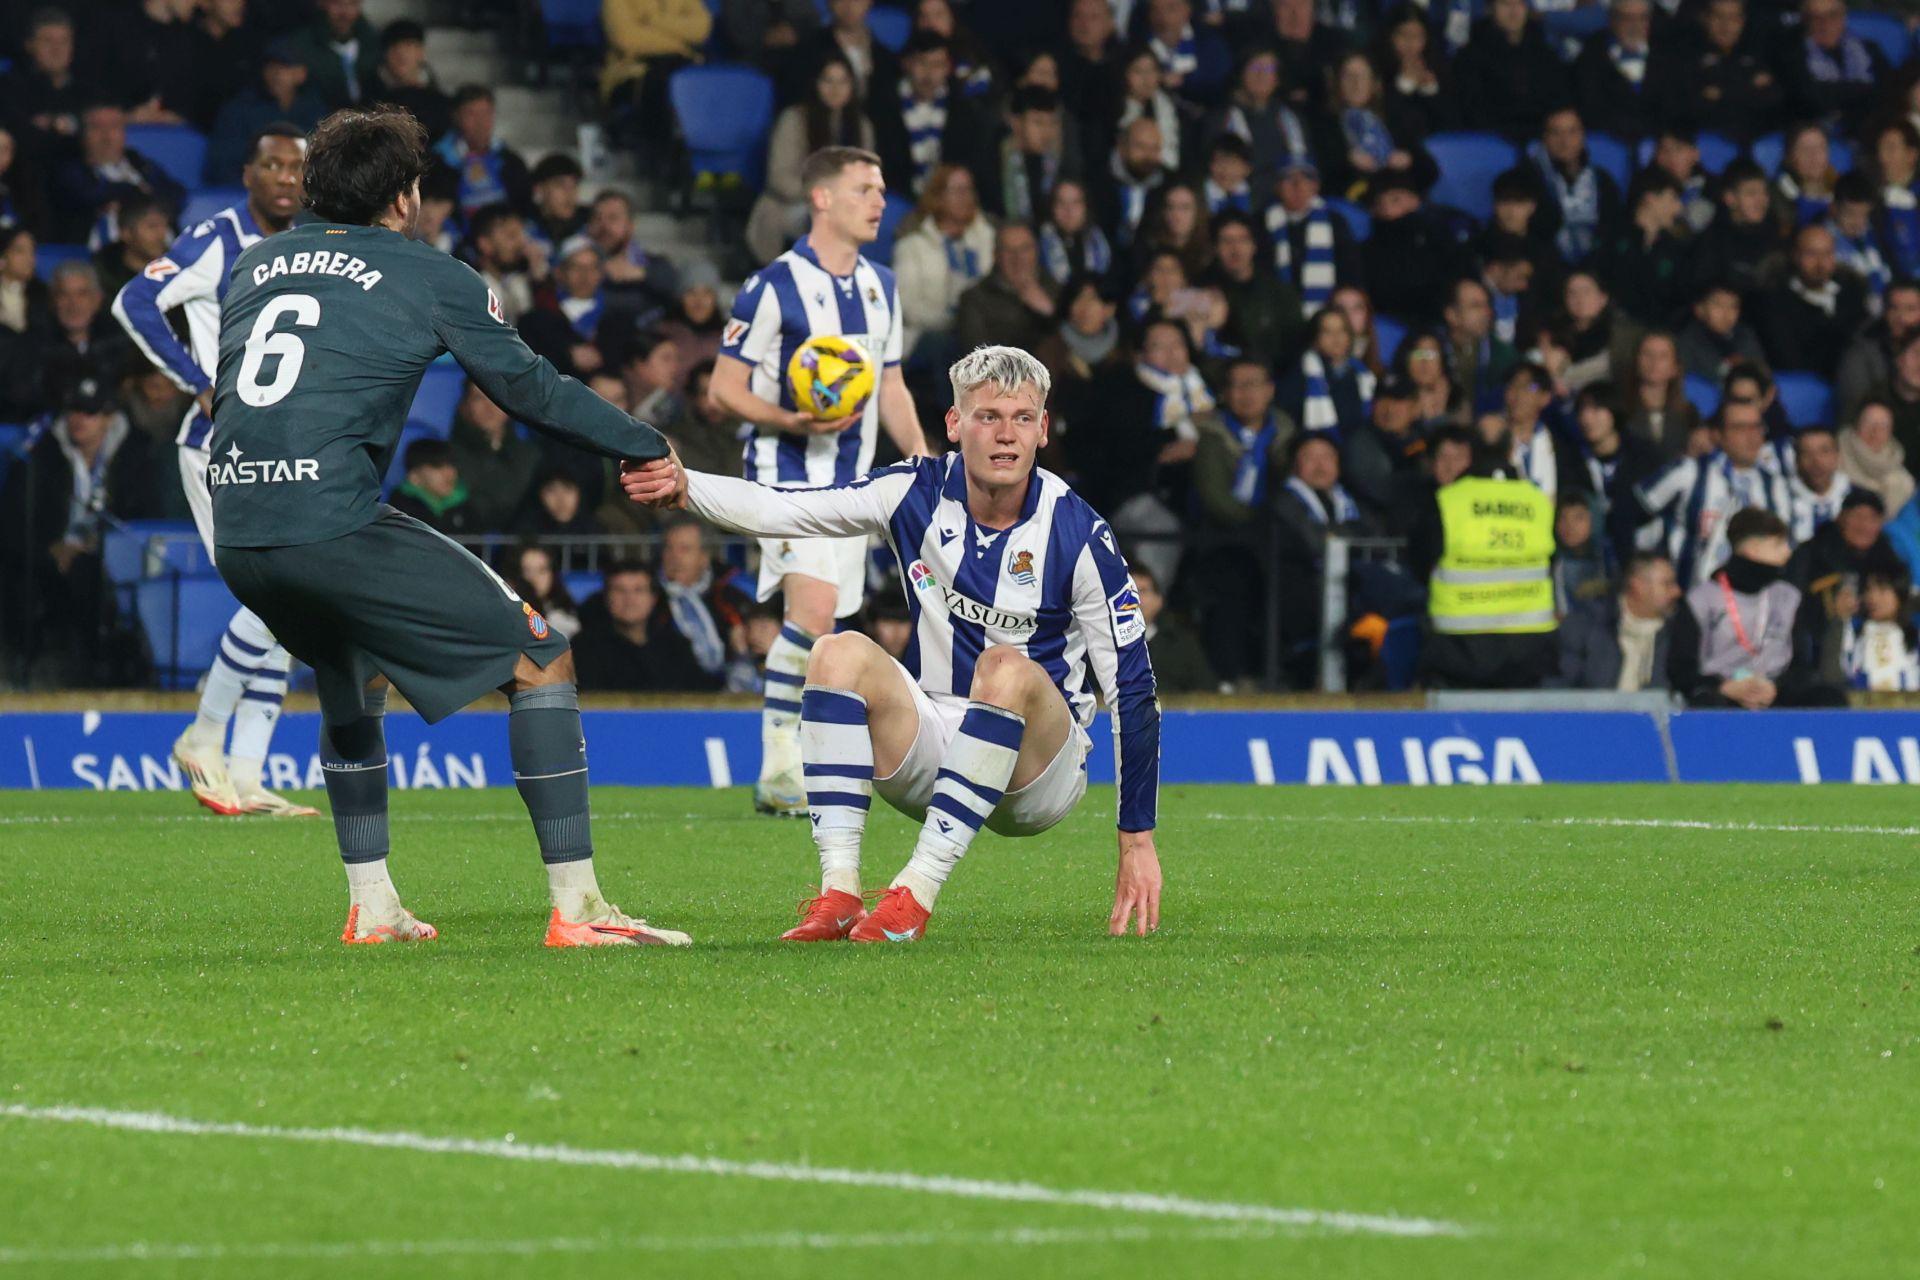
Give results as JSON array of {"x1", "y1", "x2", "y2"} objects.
[{"x1": 2, "y1": 782, "x2": 1917, "y2": 1277}]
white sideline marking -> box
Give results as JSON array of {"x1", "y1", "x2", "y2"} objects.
[
  {"x1": 0, "y1": 1104, "x2": 1466, "y2": 1239},
  {"x1": 1197, "y1": 812, "x2": 1920, "y2": 838},
  {"x1": 703, "y1": 737, "x2": 732, "y2": 789},
  {"x1": 0, "y1": 1223, "x2": 1286, "y2": 1266}
]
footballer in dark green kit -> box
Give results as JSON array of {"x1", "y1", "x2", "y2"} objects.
[{"x1": 210, "y1": 106, "x2": 690, "y2": 948}]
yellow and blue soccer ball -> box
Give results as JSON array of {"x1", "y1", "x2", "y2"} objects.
[{"x1": 787, "y1": 334, "x2": 876, "y2": 420}]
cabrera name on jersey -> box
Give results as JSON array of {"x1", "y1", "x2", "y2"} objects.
[{"x1": 720, "y1": 239, "x2": 902, "y2": 488}]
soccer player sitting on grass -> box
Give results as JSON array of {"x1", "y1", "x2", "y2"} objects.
[{"x1": 622, "y1": 346, "x2": 1164, "y2": 942}]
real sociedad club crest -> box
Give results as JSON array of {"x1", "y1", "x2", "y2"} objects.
[{"x1": 1008, "y1": 550, "x2": 1036, "y2": 587}]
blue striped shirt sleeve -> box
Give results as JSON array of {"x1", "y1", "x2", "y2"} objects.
[
  {"x1": 109, "y1": 220, "x2": 227, "y2": 394},
  {"x1": 1071, "y1": 518, "x2": 1161, "y2": 831}
]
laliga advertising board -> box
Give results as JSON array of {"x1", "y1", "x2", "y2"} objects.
[{"x1": 10, "y1": 709, "x2": 1920, "y2": 790}]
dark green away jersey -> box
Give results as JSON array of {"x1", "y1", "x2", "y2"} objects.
[{"x1": 209, "y1": 221, "x2": 667, "y2": 547}]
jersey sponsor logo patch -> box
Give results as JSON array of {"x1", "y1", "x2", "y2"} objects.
[
  {"x1": 1008, "y1": 549, "x2": 1036, "y2": 587},
  {"x1": 487, "y1": 288, "x2": 508, "y2": 325},
  {"x1": 907, "y1": 560, "x2": 1037, "y2": 634},
  {"x1": 1110, "y1": 583, "x2": 1146, "y2": 647},
  {"x1": 722, "y1": 318, "x2": 749, "y2": 347},
  {"x1": 143, "y1": 256, "x2": 180, "y2": 281},
  {"x1": 205, "y1": 443, "x2": 319, "y2": 488},
  {"x1": 523, "y1": 603, "x2": 550, "y2": 639}
]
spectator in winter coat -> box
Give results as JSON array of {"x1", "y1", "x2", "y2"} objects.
[{"x1": 1758, "y1": 224, "x2": 1869, "y2": 381}]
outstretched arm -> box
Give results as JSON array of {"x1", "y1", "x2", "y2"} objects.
[
  {"x1": 626, "y1": 455, "x2": 920, "y2": 540},
  {"x1": 432, "y1": 256, "x2": 667, "y2": 463}
]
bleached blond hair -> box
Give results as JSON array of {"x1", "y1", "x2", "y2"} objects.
[{"x1": 948, "y1": 344, "x2": 1051, "y2": 412}]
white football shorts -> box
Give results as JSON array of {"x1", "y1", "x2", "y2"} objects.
[{"x1": 873, "y1": 656, "x2": 1091, "y2": 837}]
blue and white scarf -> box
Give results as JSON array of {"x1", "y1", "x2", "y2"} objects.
[
  {"x1": 1828, "y1": 218, "x2": 1892, "y2": 302},
  {"x1": 943, "y1": 234, "x2": 981, "y2": 280},
  {"x1": 1534, "y1": 148, "x2": 1603, "y2": 263},
  {"x1": 1843, "y1": 617, "x2": 1920, "y2": 690},
  {"x1": 1268, "y1": 200, "x2": 1337, "y2": 316},
  {"x1": 903, "y1": 94, "x2": 949, "y2": 190},
  {"x1": 662, "y1": 571, "x2": 727, "y2": 676},
  {"x1": 1222, "y1": 101, "x2": 1311, "y2": 165},
  {"x1": 1806, "y1": 35, "x2": 1874, "y2": 83},
  {"x1": 1299, "y1": 350, "x2": 1374, "y2": 435},
  {"x1": 1203, "y1": 178, "x2": 1252, "y2": 215},
  {"x1": 1135, "y1": 360, "x2": 1216, "y2": 429},
  {"x1": 1776, "y1": 173, "x2": 1832, "y2": 227},
  {"x1": 1511, "y1": 425, "x2": 1558, "y2": 498},
  {"x1": 1491, "y1": 289, "x2": 1521, "y2": 344},
  {"x1": 1284, "y1": 472, "x2": 1362, "y2": 524},
  {"x1": 1438, "y1": 0, "x2": 1474, "y2": 53},
  {"x1": 1342, "y1": 108, "x2": 1394, "y2": 167},
  {"x1": 1224, "y1": 410, "x2": 1279, "y2": 506},
  {"x1": 1607, "y1": 38, "x2": 1649, "y2": 90},
  {"x1": 1882, "y1": 184, "x2": 1920, "y2": 278},
  {"x1": 559, "y1": 290, "x2": 606, "y2": 340},
  {"x1": 1148, "y1": 24, "x2": 1198, "y2": 80},
  {"x1": 1314, "y1": 0, "x2": 1363, "y2": 33},
  {"x1": 1038, "y1": 223, "x2": 1113, "y2": 283}
]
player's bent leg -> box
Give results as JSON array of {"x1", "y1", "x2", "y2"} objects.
[
  {"x1": 501, "y1": 651, "x2": 691, "y2": 948},
  {"x1": 757, "y1": 573, "x2": 838, "y2": 817},
  {"x1": 852, "y1": 646, "x2": 1071, "y2": 944},
  {"x1": 324, "y1": 683, "x2": 436, "y2": 945},
  {"x1": 781, "y1": 632, "x2": 920, "y2": 941}
]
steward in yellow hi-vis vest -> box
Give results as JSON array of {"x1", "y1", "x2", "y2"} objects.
[{"x1": 1430, "y1": 475, "x2": 1556, "y2": 635}]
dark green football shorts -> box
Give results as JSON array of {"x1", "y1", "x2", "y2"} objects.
[{"x1": 217, "y1": 506, "x2": 569, "y2": 724}]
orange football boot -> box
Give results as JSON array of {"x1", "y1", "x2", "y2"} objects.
[
  {"x1": 780, "y1": 888, "x2": 867, "y2": 941},
  {"x1": 340, "y1": 903, "x2": 438, "y2": 945},
  {"x1": 544, "y1": 906, "x2": 692, "y2": 948},
  {"x1": 848, "y1": 884, "x2": 930, "y2": 943}
]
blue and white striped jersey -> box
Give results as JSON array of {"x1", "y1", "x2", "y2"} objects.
[
  {"x1": 1634, "y1": 449, "x2": 1795, "y2": 587},
  {"x1": 111, "y1": 203, "x2": 265, "y2": 451},
  {"x1": 718, "y1": 237, "x2": 902, "y2": 488},
  {"x1": 687, "y1": 455, "x2": 1161, "y2": 830}
]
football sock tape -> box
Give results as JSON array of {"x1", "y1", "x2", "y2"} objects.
[
  {"x1": 318, "y1": 695, "x2": 388, "y2": 865},
  {"x1": 509, "y1": 683, "x2": 592, "y2": 864}
]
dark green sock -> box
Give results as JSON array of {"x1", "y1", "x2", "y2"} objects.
[
  {"x1": 509, "y1": 683, "x2": 591, "y2": 864},
  {"x1": 319, "y1": 690, "x2": 387, "y2": 864}
]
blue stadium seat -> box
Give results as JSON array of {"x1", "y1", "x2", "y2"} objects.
[
  {"x1": 868, "y1": 192, "x2": 914, "y2": 265},
  {"x1": 383, "y1": 421, "x2": 445, "y2": 496},
  {"x1": 0, "y1": 421, "x2": 26, "y2": 487},
  {"x1": 669, "y1": 64, "x2": 776, "y2": 190},
  {"x1": 35, "y1": 242, "x2": 88, "y2": 282},
  {"x1": 1373, "y1": 314, "x2": 1407, "y2": 366},
  {"x1": 1423, "y1": 132, "x2": 1518, "y2": 222},
  {"x1": 1586, "y1": 132, "x2": 1633, "y2": 189},
  {"x1": 136, "y1": 574, "x2": 241, "y2": 690},
  {"x1": 1849, "y1": 11, "x2": 1911, "y2": 66},
  {"x1": 1775, "y1": 371, "x2": 1834, "y2": 427},
  {"x1": 563, "y1": 571, "x2": 601, "y2": 605},
  {"x1": 1684, "y1": 373, "x2": 1721, "y2": 420},
  {"x1": 1695, "y1": 132, "x2": 1742, "y2": 175},
  {"x1": 410, "y1": 359, "x2": 465, "y2": 432},
  {"x1": 181, "y1": 187, "x2": 246, "y2": 226},
  {"x1": 540, "y1": 0, "x2": 605, "y2": 49},
  {"x1": 867, "y1": 5, "x2": 912, "y2": 52},
  {"x1": 1829, "y1": 136, "x2": 1855, "y2": 174},
  {"x1": 103, "y1": 520, "x2": 200, "y2": 586},
  {"x1": 1542, "y1": 6, "x2": 1609, "y2": 58},
  {"x1": 125, "y1": 124, "x2": 208, "y2": 191},
  {"x1": 1325, "y1": 197, "x2": 1371, "y2": 242},
  {"x1": 1749, "y1": 132, "x2": 1785, "y2": 175}
]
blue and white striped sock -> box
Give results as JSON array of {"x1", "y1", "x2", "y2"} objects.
[
  {"x1": 186, "y1": 612, "x2": 276, "y2": 748},
  {"x1": 760, "y1": 623, "x2": 814, "y2": 782},
  {"x1": 800, "y1": 685, "x2": 872, "y2": 894},
  {"x1": 228, "y1": 643, "x2": 292, "y2": 787},
  {"x1": 896, "y1": 702, "x2": 1025, "y2": 909}
]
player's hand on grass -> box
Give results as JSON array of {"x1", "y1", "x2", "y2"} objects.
[
  {"x1": 1110, "y1": 830, "x2": 1161, "y2": 938},
  {"x1": 619, "y1": 452, "x2": 687, "y2": 508}
]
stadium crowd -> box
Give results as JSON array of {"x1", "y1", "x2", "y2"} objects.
[{"x1": 10, "y1": 0, "x2": 1920, "y2": 701}]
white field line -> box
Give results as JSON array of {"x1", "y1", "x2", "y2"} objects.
[
  {"x1": 5, "y1": 809, "x2": 1920, "y2": 839},
  {"x1": 0, "y1": 1223, "x2": 1287, "y2": 1266},
  {"x1": 0, "y1": 1103, "x2": 1466, "y2": 1240}
]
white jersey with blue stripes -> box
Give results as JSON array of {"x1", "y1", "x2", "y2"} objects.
[
  {"x1": 686, "y1": 455, "x2": 1162, "y2": 830},
  {"x1": 718, "y1": 237, "x2": 903, "y2": 488},
  {"x1": 110, "y1": 203, "x2": 266, "y2": 451}
]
